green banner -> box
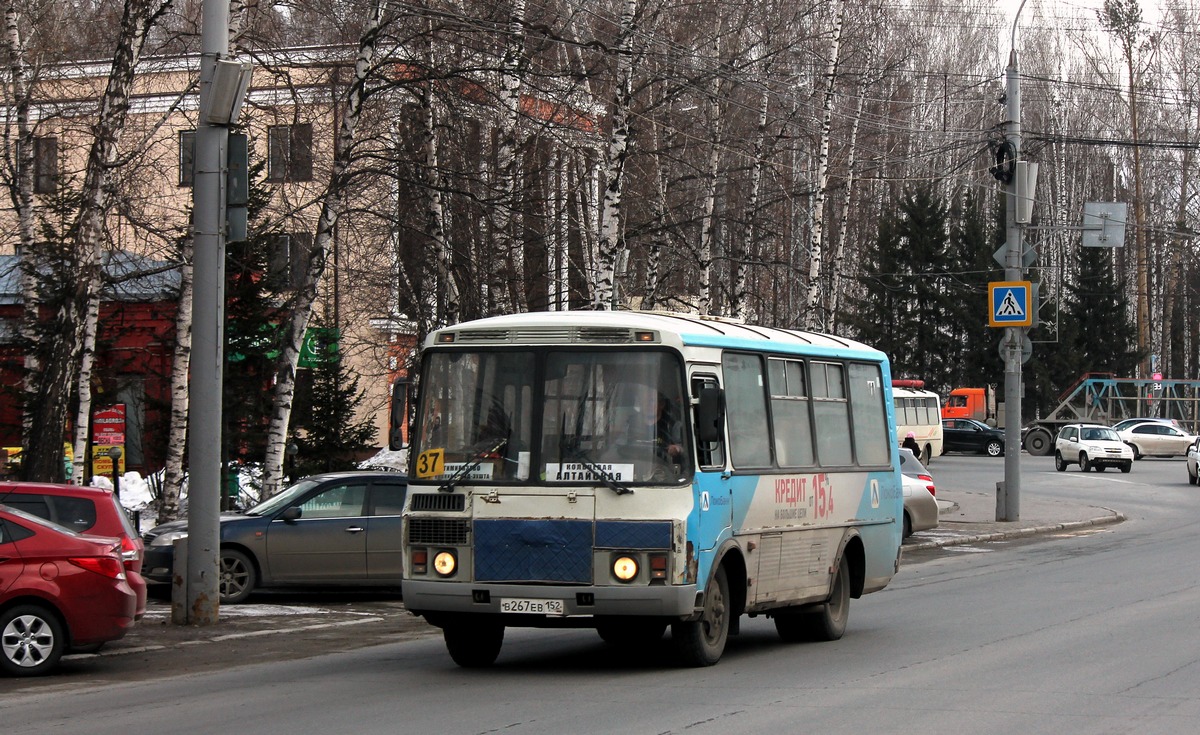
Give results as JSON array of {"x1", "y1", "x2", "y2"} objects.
[{"x1": 299, "y1": 327, "x2": 339, "y2": 368}]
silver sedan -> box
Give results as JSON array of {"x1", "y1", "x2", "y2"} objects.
[{"x1": 899, "y1": 447, "x2": 939, "y2": 540}]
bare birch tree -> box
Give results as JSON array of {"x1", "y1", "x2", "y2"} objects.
[
  {"x1": 261, "y1": 0, "x2": 392, "y2": 497},
  {"x1": 802, "y1": 0, "x2": 843, "y2": 331}
]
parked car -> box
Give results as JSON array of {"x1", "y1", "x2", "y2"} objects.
[
  {"x1": 1110, "y1": 417, "x2": 1184, "y2": 433},
  {"x1": 1117, "y1": 422, "x2": 1197, "y2": 459},
  {"x1": 0, "y1": 504, "x2": 137, "y2": 676},
  {"x1": 898, "y1": 447, "x2": 938, "y2": 540},
  {"x1": 142, "y1": 471, "x2": 408, "y2": 604},
  {"x1": 1187, "y1": 438, "x2": 1200, "y2": 485},
  {"x1": 941, "y1": 418, "x2": 1005, "y2": 457},
  {"x1": 1054, "y1": 423, "x2": 1134, "y2": 472},
  {"x1": 0, "y1": 482, "x2": 147, "y2": 620}
]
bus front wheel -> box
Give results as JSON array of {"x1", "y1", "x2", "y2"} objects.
[
  {"x1": 443, "y1": 620, "x2": 504, "y2": 668},
  {"x1": 673, "y1": 566, "x2": 730, "y2": 667}
]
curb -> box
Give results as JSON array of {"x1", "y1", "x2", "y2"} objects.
[{"x1": 903, "y1": 508, "x2": 1126, "y2": 552}]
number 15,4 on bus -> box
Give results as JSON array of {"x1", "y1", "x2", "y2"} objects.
[{"x1": 401, "y1": 310, "x2": 905, "y2": 667}]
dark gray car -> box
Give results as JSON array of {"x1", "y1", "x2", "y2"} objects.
[{"x1": 142, "y1": 471, "x2": 407, "y2": 604}]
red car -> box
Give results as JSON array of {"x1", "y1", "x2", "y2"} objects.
[
  {"x1": 0, "y1": 505, "x2": 137, "y2": 676},
  {"x1": 0, "y1": 482, "x2": 146, "y2": 619}
]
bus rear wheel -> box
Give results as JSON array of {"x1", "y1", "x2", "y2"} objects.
[
  {"x1": 776, "y1": 555, "x2": 850, "y2": 643},
  {"x1": 673, "y1": 566, "x2": 729, "y2": 667},
  {"x1": 443, "y1": 620, "x2": 504, "y2": 668}
]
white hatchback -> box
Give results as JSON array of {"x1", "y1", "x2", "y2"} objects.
[
  {"x1": 1055, "y1": 423, "x2": 1134, "y2": 473},
  {"x1": 1187, "y1": 438, "x2": 1200, "y2": 485}
]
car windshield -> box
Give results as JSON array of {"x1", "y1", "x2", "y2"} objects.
[
  {"x1": 245, "y1": 478, "x2": 325, "y2": 516},
  {"x1": 1083, "y1": 428, "x2": 1118, "y2": 442}
]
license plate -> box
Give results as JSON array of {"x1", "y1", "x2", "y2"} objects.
[{"x1": 499, "y1": 597, "x2": 565, "y2": 616}]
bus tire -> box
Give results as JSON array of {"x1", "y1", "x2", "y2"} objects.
[
  {"x1": 807, "y1": 555, "x2": 851, "y2": 642},
  {"x1": 673, "y1": 565, "x2": 729, "y2": 667},
  {"x1": 443, "y1": 620, "x2": 504, "y2": 668}
]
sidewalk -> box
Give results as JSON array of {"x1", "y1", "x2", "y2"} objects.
[{"x1": 905, "y1": 483, "x2": 1125, "y2": 551}]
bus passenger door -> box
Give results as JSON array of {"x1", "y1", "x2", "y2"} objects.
[{"x1": 692, "y1": 373, "x2": 732, "y2": 553}]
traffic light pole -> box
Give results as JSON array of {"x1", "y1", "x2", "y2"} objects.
[{"x1": 999, "y1": 48, "x2": 1022, "y2": 521}]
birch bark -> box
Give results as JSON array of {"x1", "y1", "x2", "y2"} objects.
[
  {"x1": 802, "y1": 0, "x2": 843, "y2": 331},
  {"x1": 262, "y1": 0, "x2": 388, "y2": 497}
]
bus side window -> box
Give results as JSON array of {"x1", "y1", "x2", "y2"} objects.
[{"x1": 692, "y1": 375, "x2": 725, "y2": 469}]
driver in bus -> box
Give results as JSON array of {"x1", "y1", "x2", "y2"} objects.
[{"x1": 614, "y1": 384, "x2": 683, "y2": 462}]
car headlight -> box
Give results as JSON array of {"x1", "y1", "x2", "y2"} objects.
[{"x1": 149, "y1": 529, "x2": 189, "y2": 547}]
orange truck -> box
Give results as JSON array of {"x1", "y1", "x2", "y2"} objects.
[{"x1": 942, "y1": 386, "x2": 1000, "y2": 425}]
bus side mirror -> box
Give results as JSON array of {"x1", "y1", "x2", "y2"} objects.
[{"x1": 696, "y1": 387, "x2": 725, "y2": 443}]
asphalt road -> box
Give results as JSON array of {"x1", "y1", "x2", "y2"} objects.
[{"x1": 5, "y1": 454, "x2": 1200, "y2": 734}]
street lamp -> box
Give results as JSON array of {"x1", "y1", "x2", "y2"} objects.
[{"x1": 109, "y1": 446, "x2": 123, "y2": 500}]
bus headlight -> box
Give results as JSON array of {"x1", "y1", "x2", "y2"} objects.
[
  {"x1": 433, "y1": 550, "x2": 457, "y2": 577},
  {"x1": 612, "y1": 555, "x2": 638, "y2": 582}
]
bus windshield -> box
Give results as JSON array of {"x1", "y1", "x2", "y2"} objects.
[{"x1": 411, "y1": 349, "x2": 690, "y2": 485}]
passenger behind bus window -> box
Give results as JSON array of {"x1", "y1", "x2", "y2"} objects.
[{"x1": 901, "y1": 431, "x2": 920, "y2": 456}]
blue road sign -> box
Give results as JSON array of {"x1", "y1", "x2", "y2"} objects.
[{"x1": 989, "y1": 281, "x2": 1032, "y2": 327}]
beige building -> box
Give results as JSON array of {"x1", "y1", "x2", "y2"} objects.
[{"x1": 3, "y1": 46, "x2": 419, "y2": 453}]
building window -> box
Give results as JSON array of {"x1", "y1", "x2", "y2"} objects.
[
  {"x1": 271, "y1": 232, "x2": 313, "y2": 288},
  {"x1": 179, "y1": 130, "x2": 196, "y2": 187},
  {"x1": 267, "y1": 124, "x2": 312, "y2": 182},
  {"x1": 19, "y1": 136, "x2": 58, "y2": 194}
]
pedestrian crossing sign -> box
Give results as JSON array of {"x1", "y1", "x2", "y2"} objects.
[{"x1": 988, "y1": 281, "x2": 1032, "y2": 327}]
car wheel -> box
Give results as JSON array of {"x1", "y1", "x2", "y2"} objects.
[
  {"x1": 444, "y1": 620, "x2": 504, "y2": 667},
  {"x1": 1055, "y1": 451, "x2": 1067, "y2": 472},
  {"x1": 1189, "y1": 466, "x2": 1198, "y2": 485},
  {"x1": 674, "y1": 565, "x2": 730, "y2": 666},
  {"x1": 985, "y1": 440, "x2": 1004, "y2": 457},
  {"x1": 0, "y1": 604, "x2": 65, "y2": 677},
  {"x1": 902, "y1": 512, "x2": 913, "y2": 540},
  {"x1": 1128, "y1": 443, "x2": 1143, "y2": 460},
  {"x1": 218, "y1": 548, "x2": 257, "y2": 604},
  {"x1": 1079, "y1": 452, "x2": 1091, "y2": 472},
  {"x1": 1121, "y1": 462, "x2": 1132, "y2": 474}
]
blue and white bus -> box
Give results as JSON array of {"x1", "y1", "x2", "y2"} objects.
[{"x1": 401, "y1": 311, "x2": 903, "y2": 667}]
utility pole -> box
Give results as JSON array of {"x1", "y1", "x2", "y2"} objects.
[
  {"x1": 185, "y1": 0, "x2": 230, "y2": 625},
  {"x1": 999, "y1": 45, "x2": 1023, "y2": 522},
  {"x1": 185, "y1": 0, "x2": 250, "y2": 624}
]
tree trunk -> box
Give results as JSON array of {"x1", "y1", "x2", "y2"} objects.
[
  {"x1": 262, "y1": 0, "x2": 387, "y2": 497},
  {"x1": 593, "y1": 0, "x2": 638, "y2": 310},
  {"x1": 803, "y1": 0, "x2": 844, "y2": 331},
  {"x1": 160, "y1": 243, "x2": 192, "y2": 523}
]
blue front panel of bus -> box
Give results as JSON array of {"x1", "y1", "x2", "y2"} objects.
[
  {"x1": 595, "y1": 520, "x2": 671, "y2": 549},
  {"x1": 473, "y1": 519, "x2": 673, "y2": 583},
  {"x1": 474, "y1": 519, "x2": 593, "y2": 583}
]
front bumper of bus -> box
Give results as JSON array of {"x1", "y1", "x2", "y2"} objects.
[{"x1": 403, "y1": 579, "x2": 699, "y2": 620}]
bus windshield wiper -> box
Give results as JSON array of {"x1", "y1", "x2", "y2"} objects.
[
  {"x1": 565, "y1": 444, "x2": 633, "y2": 496},
  {"x1": 439, "y1": 434, "x2": 508, "y2": 493}
]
